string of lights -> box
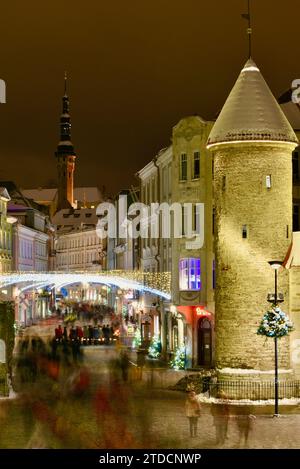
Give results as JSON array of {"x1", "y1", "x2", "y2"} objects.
[{"x1": 0, "y1": 270, "x2": 171, "y2": 300}]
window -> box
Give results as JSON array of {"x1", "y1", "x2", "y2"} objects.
[
  {"x1": 242, "y1": 225, "x2": 248, "y2": 239},
  {"x1": 193, "y1": 152, "x2": 200, "y2": 179},
  {"x1": 212, "y1": 260, "x2": 216, "y2": 289},
  {"x1": 180, "y1": 153, "x2": 187, "y2": 181},
  {"x1": 179, "y1": 258, "x2": 201, "y2": 291},
  {"x1": 222, "y1": 175, "x2": 226, "y2": 191},
  {"x1": 266, "y1": 175, "x2": 272, "y2": 188}
]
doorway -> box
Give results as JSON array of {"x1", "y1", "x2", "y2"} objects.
[{"x1": 197, "y1": 317, "x2": 212, "y2": 366}]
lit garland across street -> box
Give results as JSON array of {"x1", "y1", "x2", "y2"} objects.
[
  {"x1": 0, "y1": 270, "x2": 171, "y2": 300},
  {"x1": 257, "y1": 306, "x2": 293, "y2": 338}
]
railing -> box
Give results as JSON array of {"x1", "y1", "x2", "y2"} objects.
[{"x1": 208, "y1": 380, "x2": 300, "y2": 400}]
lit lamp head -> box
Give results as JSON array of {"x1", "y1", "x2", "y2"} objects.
[{"x1": 268, "y1": 261, "x2": 283, "y2": 271}]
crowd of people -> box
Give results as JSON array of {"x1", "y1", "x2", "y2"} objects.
[{"x1": 54, "y1": 323, "x2": 118, "y2": 346}]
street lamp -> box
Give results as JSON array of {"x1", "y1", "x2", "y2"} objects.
[{"x1": 268, "y1": 260, "x2": 283, "y2": 417}]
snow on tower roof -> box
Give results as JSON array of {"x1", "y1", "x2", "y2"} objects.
[{"x1": 207, "y1": 59, "x2": 298, "y2": 148}]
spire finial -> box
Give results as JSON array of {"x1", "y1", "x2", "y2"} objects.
[
  {"x1": 64, "y1": 71, "x2": 67, "y2": 96},
  {"x1": 242, "y1": 0, "x2": 252, "y2": 59}
]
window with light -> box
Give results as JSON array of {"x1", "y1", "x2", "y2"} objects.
[{"x1": 179, "y1": 258, "x2": 201, "y2": 291}]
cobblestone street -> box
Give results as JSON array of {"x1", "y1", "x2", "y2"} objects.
[{"x1": 1, "y1": 345, "x2": 300, "y2": 449}]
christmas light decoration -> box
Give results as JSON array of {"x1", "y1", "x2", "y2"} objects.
[
  {"x1": 132, "y1": 328, "x2": 141, "y2": 349},
  {"x1": 170, "y1": 345, "x2": 186, "y2": 370},
  {"x1": 0, "y1": 270, "x2": 171, "y2": 299},
  {"x1": 257, "y1": 306, "x2": 293, "y2": 338},
  {"x1": 148, "y1": 335, "x2": 162, "y2": 359}
]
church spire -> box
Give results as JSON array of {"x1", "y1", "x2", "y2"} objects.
[
  {"x1": 64, "y1": 71, "x2": 67, "y2": 96},
  {"x1": 55, "y1": 73, "x2": 76, "y2": 212},
  {"x1": 58, "y1": 72, "x2": 74, "y2": 148}
]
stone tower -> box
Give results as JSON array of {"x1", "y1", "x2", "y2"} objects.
[
  {"x1": 207, "y1": 59, "x2": 298, "y2": 373},
  {"x1": 55, "y1": 73, "x2": 76, "y2": 212}
]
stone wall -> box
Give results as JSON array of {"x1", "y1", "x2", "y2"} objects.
[{"x1": 213, "y1": 142, "x2": 294, "y2": 371}]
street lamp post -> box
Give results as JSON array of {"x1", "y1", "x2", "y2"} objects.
[{"x1": 268, "y1": 260, "x2": 283, "y2": 417}]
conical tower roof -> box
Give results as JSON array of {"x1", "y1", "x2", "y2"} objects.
[{"x1": 207, "y1": 59, "x2": 298, "y2": 147}]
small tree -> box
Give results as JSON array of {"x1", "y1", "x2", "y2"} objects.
[
  {"x1": 170, "y1": 345, "x2": 186, "y2": 370},
  {"x1": 132, "y1": 328, "x2": 142, "y2": 349},
  {"x1": 148, "y1": 335, "x2": 162, "y2": 359}
]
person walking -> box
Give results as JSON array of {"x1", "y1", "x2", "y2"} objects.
[
  {"x1": 235, "y1": 405, "x2": 256, "y2": 447},
  {"x1": 211, "y1": 391, "x2": 230, "y2": 446},
  {"x1": 185, "y1": 390, "x2": 201, "y2": 437}
]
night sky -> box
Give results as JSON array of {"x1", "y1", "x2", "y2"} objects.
[{"x1": 0, "y1": 0, "x2": 299, "y2": 196}]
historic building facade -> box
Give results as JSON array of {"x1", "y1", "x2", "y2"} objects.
[
  {"x1": 171, "y1": 116, "x2": 214, "y2": 368},
  {"x1": 0, "y1": 188, "x2": 13, "y2": 275},
  {"x1": 137, "y1": 117, "x2": 215, "y2": 368},
  {"x1": 8, "y1": 203, "x2": 53, "y2": 323}
]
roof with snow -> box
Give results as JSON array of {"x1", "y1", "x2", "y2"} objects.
[
  {"x1": 0, "y1": 187, "x2": 10, "y2": 201},
  {"x1": 52, "y1": 207, "x2": 98, "y2": 234},
  {"x1": 22, "y1": 187, "x2": 102, "y2": 203},
  {"x1": 207, "y1": 59, "x2": 298, "y2": 147}
]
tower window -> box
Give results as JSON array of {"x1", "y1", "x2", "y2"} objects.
[
  {"x1": 266, "y1": 175, "x2": 272, "y2": 188},
  {"x1": 222, "y1": 175, "x2": 226, "y2": 191},
  {"x1": 242, "y1": 225, "x2": 248, "y2": 239},
  {"x1": 193, "y1": 152, "x2": 200, "y2": 179},
  {"x1": 180, "y1": 153, "x2": 187, "y2": 181}
]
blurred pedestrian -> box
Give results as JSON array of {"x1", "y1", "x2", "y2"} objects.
[
  {"x1": 119, "y1": 348, "x2": 130, "y2": 382},
  {"x1": 55, "y1": 324, "x2": 63, "y2": 342},
  {"x1": 63, "y1": 326, "x2": 68, "y2": 342},
  {"x1": 211, "y1": 390, "x2": 230, "y2": 446},
  {"x1": 235, "y1": 405, "x2": 256, "y2": 447},
  {"x1": 185, "y1": 390, "x2": 201, "y2": 437}
]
